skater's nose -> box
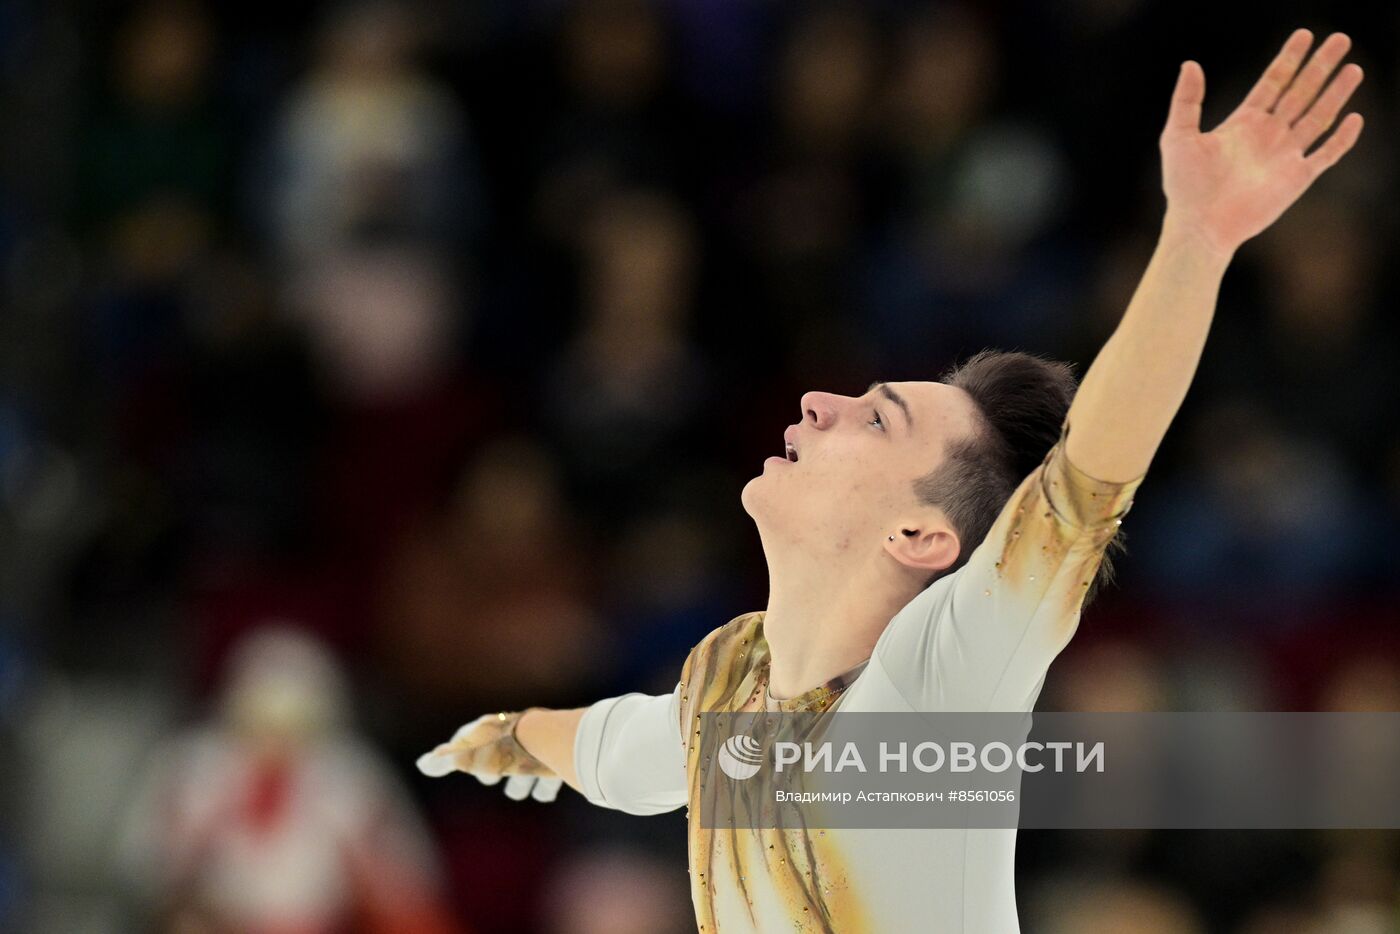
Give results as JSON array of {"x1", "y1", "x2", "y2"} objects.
[{"x1": 800, "y1": 391, "x2": 841, "y2": 429}]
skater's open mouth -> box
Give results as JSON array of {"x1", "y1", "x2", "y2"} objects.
[{"x1": 783, "y1": 427, "x2": 799, "y2": 462}]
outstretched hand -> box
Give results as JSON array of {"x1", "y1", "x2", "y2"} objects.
[
  {"x1": 417, "y1": 710, "x2": 563, "y2": 802},
  {"x1": 1159, "y1": 28, "x2": 1364, "y2": 256}
]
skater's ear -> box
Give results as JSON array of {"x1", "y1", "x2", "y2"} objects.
[{"x1": 882, "y1": 517, "x2": 959, "y2": 575}]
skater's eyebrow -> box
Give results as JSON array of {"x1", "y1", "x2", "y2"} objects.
[{"x1": 866, "y1": 381, "x2": 913, "y2": 431}]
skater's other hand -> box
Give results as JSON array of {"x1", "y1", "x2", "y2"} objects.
[{"x1": 416, "y1": 710, "x2": 563, "y2": 803}]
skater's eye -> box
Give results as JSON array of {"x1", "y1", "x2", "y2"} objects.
[{"x1": 869, "y1": 410, "x2": 885, "y2": 432}]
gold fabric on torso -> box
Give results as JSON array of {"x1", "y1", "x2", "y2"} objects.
[{"x1": 677, "y1": 612, "x2": 874, "y2": 934}]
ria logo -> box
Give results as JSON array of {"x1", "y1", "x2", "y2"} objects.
[{"x1": 718, "y1": 733, "x2": 765, "y2": 780}]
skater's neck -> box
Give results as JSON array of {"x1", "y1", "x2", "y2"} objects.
[{"x1": 759, "y1": 547, "x2": 921, "y2": 700}]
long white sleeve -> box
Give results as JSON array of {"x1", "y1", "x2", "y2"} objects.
[
  {"x1": 875, "y1": 424, "x2": 1143, "y2": 712},
  {"x1": 572, "y1": 683, "x2": 688, "y2": 815}
]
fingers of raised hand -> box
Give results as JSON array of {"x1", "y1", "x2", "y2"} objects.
[
  {"x1": 1241, "y1": 29, "x2": 1314, "y2": 113},
  {"x1": 1163, "y1": 60, "x2": 1205, "y2": 136},
  {"x1": 1291, "y1": 62, "x2": 1363, "y2": 152},
  {"x1": 1303, "y1": 112, "x2": 1364, "y2": 178},
  {"x1": 1273, "y1": 32, "x2": 1352, "y2": 126}
]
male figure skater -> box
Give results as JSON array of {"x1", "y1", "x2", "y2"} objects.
[{"x1": 418, "y1": 29, "x2": 1364, "y2": 932}]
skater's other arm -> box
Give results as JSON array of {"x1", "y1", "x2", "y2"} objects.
[
  {"x1": 417, "y1": 684, "x2": 688, "y2": 815},
  {"x1": 1066, "y1": 28, "x2": 1363, "y2": 483},
  {"x1": 513, "y1": 707, "x2": 586, "y2": 791}
]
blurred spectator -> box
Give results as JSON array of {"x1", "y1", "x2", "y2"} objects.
[
  {"x1": 597, "y1": 507, "x2": 742, "y2": 696},
  {"x1": 531, "y1": 0, "x2": 686, "y2": 244},
  {"x1": 375, "y1": 435, "x2": 605, "y2": 717},
  {"x1": 261, "y1": 0, "x2": 478, "y2": 425},
  {"x1": 1238, "y1": 842, "x2": 1400, "y2": 934},
  {"x1": 1320, "y1": 656, "x2": 1400, "y2": 712},
  {"x1": 119, "y1": 627, "x2": 461, "y2": 933},
  {"x1": 723, "y1": 4, "x2": 879, "y2": 379},
  {"x1": 261, "y1": 0, "x2": 478, "y2": 259},
  {"x1": 77, "y1": 0, "x2": 227, "y2": 402},
  {"x1": 174, "y1": 251, "x2": 323, "y2": 561},
  {"x1": 78, "y1": 0, "x2": 231, "y2": 231},
  {"x1": 1243, "y1": 196, "x2": 1395, "y2": 481},
  {"x1": 541, "y1": 189, "x2": 714, "y2": 523},
  {"x1": 541, "y1": 846, "x2": 692, "y2": 934},
  {"x1": 861, "y1": 3, "x2": 1078, "y2": 368},
  {"x1": 1046, "y1": 640, "x2": 1170, "y2": 712},
  {"x1": 774, "y1": 5, "x2": 878, "y2": 159},
  {"x1": 1308, "y1": 846, "x2": 1399, "y2": 934},
  {"x1": 1031, "y1": 876, "x2": 1205, "y2": 933},
  {"x1": 286, "y1": 244, "x2": 462, "y2": 404},
  {"x1": 1130, "y1": 397, "x2": 1381, "y2": 610}
]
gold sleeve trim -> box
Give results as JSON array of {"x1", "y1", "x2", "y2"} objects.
[{"x1": 1039, "y1": 420, "x2": 1146, "y2": 532}]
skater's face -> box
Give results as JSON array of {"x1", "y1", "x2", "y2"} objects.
[{"x1": 742, "y1": 379, "x2": 980, "y2": 564}]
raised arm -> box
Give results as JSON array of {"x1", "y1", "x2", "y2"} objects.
[{"x1": 1065, "y1": 28, "x2": 1364, "y2": 483}]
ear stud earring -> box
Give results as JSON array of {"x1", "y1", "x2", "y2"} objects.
[{"x1": 888, "y1": 535, "x2": 895, "y2": 541}]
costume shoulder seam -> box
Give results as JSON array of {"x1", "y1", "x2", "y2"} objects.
[
  {"x1": 694, "y1": 611, "x2": 762, "y2": 653},
  {"x1": 681, "y1": 611, "x2": 762, "y2": 679}
]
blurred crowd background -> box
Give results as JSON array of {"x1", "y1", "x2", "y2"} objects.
[{"x1": 1, "y1": 0, "x2": 1397, "y2": 931}]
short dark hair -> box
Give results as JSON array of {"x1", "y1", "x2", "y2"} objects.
[{"x1": 912, "y1": 349, "x2": 1124, "y2": 607}]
